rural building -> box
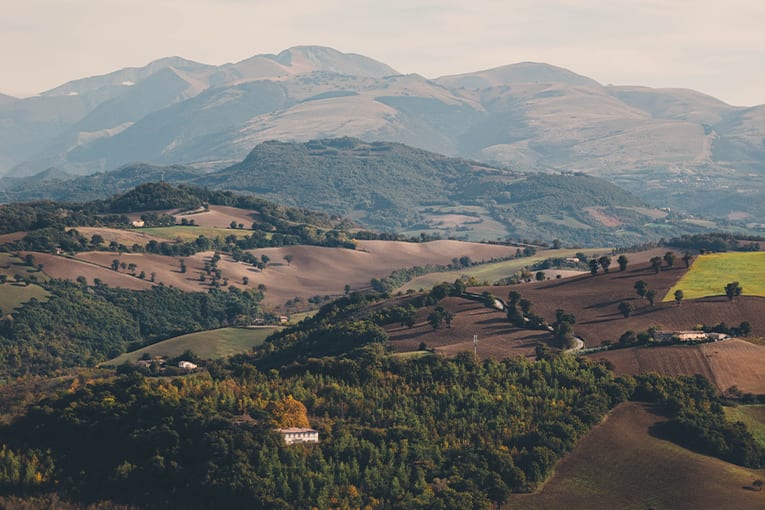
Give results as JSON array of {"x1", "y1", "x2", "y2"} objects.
[
  {"x1": 178, "y1": 360, "x2": 198, "y2": 370},
  {"x1": 656, "y1": 330, "x2": 728, "y2": 343},
  {"x1": 131, "y1": 220, "x2": 145, "y2": 228},
  {"x1": 276, "y1": 427, "x2": 319, "y2": 445},
  {"x1": 278, "y1": 315, "x2": 289, "y2": 324}
]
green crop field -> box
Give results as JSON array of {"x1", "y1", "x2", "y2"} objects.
[
  {"x1": 135, "y1": 226, "x2": 253, "y2": 242},
  {"x1": 725, "y1": 405, "x2": 765, "y2": 448},
  {"x1": 665, "y1": 252, "x2": 765, "y2": 301},
  {"x1": 106, "y1": 327, "x2": 279, "y2": 365},
  {"x1": 398, "y1": 248, "x2": 605, "y2": 292}
]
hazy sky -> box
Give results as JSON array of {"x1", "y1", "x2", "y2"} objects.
[{"x1": 2, "y1": 0, "x2": 764, "y2": 105}]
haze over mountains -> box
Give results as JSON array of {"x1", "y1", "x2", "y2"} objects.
[{"x1": 1, "y1": 45, "x2": 764, "y2": 221}]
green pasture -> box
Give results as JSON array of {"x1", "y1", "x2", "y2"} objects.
[
  {"x1": 725, "y1": 405, "x2": 765, "y2": 448},
  {"x1": 665, "y1": 252, "x2": 765, "y2": 301},
  {"x1": 134, "y1": 226, "x2": 253, "y2": 242},
  {"x1": 398, "y1": 248, "x2": 605, "y2": 292},
  {"x1": 0, "y1": 282, "x2": 50, "y2": 313},
  {"x1": 106, "y1": 327, "x2": 279, "y2": 365}
]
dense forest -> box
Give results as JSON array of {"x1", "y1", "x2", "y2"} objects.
[
  {"x1": 0, "y1": 347, "x2": 761, "y2": 509},
  {"x1": 0, "y1": 279, "x2": 263, "y2": 377}
]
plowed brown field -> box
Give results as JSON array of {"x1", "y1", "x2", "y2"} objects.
[
  {"x1": 385, "y1": 296, "x2": 555, "y2": 359},
  {"x1": 511, "y1": 402, "x2": 765, "y2": 510},
  {"x1": 484, "y1": 260, "x2": 765, "y2": 346},
  {"x1": 591, "y1": 340, "x2": 765, "y2": 394},
  {"x1": 69, "y1": 240, "x2": 522, "y2": 308}
]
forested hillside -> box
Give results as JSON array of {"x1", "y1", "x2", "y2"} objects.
[{"x1": 1, "y1": 139, "x2": 712, "y2": 246}]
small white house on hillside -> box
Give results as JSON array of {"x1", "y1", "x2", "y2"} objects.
[{"x1": 276, "y1": 427, "x2": 319, "y2": 445}]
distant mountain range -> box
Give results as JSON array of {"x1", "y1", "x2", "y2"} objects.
[
  {"x1": 1, "y1": 45, "x2": 764, "y2": 222},
  {"x1": 0, "y1": 138, "x2": 723, "y2": 246}
]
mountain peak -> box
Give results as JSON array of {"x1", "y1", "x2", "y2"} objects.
[
  {"x1": 268, "y1": 45, "x2": 398, "y2": 78},
  {"x1": 436, "y1": 61, "x2": 600, "y2": 89}
]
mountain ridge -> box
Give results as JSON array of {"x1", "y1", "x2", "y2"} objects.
[{"x1": 1, "y1": 46, "x2": 763, "y2": 223}]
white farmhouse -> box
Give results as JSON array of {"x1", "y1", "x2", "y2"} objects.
[
  {"x1": 276, "y1": 427, "x2": 319, "y2": 445},
  {"x1": 178, "y1": 360, "x2": 198, "y2": 370}
]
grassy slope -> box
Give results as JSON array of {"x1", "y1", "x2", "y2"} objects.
[
  {"x1": 726, "y1": 405, "x2": 765, "y2": 448},
  {"x1": 666, "y1": 252, "x2": 765, "y2": 301},
  {"x1": 135, "y1": 226, "x2": 253, "y2": 242},
  {"x1": 510, "y1": 403, "x2": 765, "y2": 510},
  {"x1": 398, "y1": 248, "x2": 605, "y2": 291},
  {"x1": 106, "y1": 327, "x2": 278, "y2": 365},
  {"x1": 0, "y1": 253, "x2": 51, "y2": 311},
  {"x1": 0, "y1": 282, "x2": 49, "y2": 312}
]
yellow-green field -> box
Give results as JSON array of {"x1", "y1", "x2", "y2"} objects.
[
  {"x1": 398, "y1": 248, "x2": 605, "y2": 292},
  {"x1": 665, "y1": 252, "x2": 765, "y2": 301},
  {"x1": 134, "y1": 226, "x2": 253, "y2": 242},
  {"x1": 106, "y1": 327, "x2": 279, "y2": 365},
  {"x1": 725, "y1": 405, "x2": 765, "y2": 448},
  {"x1": 0, "y1": 282, "x2": 50, "y2": 313}
]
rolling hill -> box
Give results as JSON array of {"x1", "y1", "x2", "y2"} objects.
[
  {"x1": 0, "y1": 138, "x2": 711, "y2": 246},
  {"x1": 2, "y1": 46, "x2": 763, "y2": 222}
]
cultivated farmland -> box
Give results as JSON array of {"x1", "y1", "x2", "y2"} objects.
[
  {"x1": 666, "y1": 252, "x2": 765, "y2": 301},
  {"x1": 591, "y1": 339, "x2": 765, "y2": 394},
  {"x1": 510, "y1": 403, "x2": 765, "y2": 510},
  {"x1": 385, "y1": 296, "x2": 556, "y2": 359}
]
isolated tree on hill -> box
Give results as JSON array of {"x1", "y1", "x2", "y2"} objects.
[
  {"x1": 634, "y1": 280, "x2": 648, "y2": 299},
  {"x1": 617, "y1": 254, "x2": 629, "y2": 271},
  {"x1": 283, "y1": 255, "x2": 293, "y2": 266},
  {"x1": 519, "y1": 298, "x2": 532, "y2": 315},
  {"x1": 674, "y1": 289, "x2": 684, "y2": 305},
  {"x1": 428, "y1": 309, "x2": 444, "y2": 330},
  {"x1": 650, "y1": 256, "x2": 663, "y2": 273},
  {"x1": 535, "y1": 271, "x2": 546, "y2": 281},
  {"x1": 664, "y1": 251, "x2": 676, "y2": 267},
  {"x1": 90, "y1": 234, "x2": 104, "y2": 247},
  {"x1": 725, "y1": 281, "x2": 743, "y2": 302},
  {"x1": 740, "y1": 321, "x2": 752, "y2": 336},
  {"x1": 589, "y1": 259, "x2": 599, "y2": 276},
  {"x1": 179, "y1": 259, "x2": 187, "y2": 273},
  {"x1": 242, "y1": 276, "x2": 249, "y2": 285},
  {"x1": 230, "y1": 221, "x2": 238, "y2": 229},
  {"x1": 618, "y1": 301, "x2": 634, "y2": 318},
  {"x1": 76, "y1": 276, "x2": 87, "y2": 286},
  {"x1": 619, "y1": 330, "x2": 637, "y2": 345},
  {"x1": 646, "y1": 289, "x2": 656, "y2": 306},
  {"x1": 24, "y1": 254, "x2": 35, "y2": 266},
  {"x1": 111, "y1": 259, "x2": 120, "y2": 271},
  {"x1": 682, "y1": 252, "x2": 693, "y2": 268},
  {"x1": 508, "y1": 291, "x2": 521, "y2": 307},
  {"x1": 598, "y1": 255, "x2": 612, "y2": 273}
]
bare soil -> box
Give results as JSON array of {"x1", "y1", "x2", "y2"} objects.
[
  {"x1": 485, "y1": 259, "x2": 765, "y2": 346},
  {"x1": 590, "y1": 340, "x2": 765, "y2": 394},
  {"x1": 511, "y1": 402, "x2": 765, "y2": 510},
  {"x1": 386, "y1": 296, "x2": 555, "y2": 359}
]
